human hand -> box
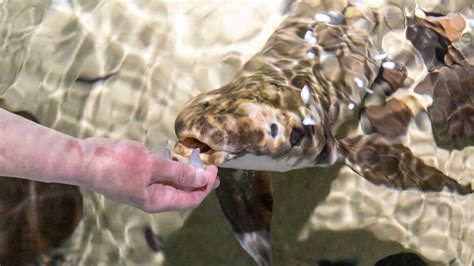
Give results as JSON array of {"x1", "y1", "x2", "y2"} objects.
[{"x1": 77, "y1": 138, "x2": 219, "y2": 213}]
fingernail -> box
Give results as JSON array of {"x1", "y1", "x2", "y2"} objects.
[
  {"x1": 195, "y1": 169, "x2": 208, "y2": 187},
  {"x1": 213, "y1": 178, "x2": 220, "y2": 189}
]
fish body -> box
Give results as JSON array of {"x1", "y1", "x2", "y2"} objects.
[
  {"x1": 175, "y1": 2, "x2": 379, "y2": 171},
  {"x1": 173, "y1": 2, "x2": 473, "y2": 265},
  {"x1": 174, "y1": 2, "x2": 472, "y2": 194}
]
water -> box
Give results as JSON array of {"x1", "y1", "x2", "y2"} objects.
[{"x1": 0, "y1": 0, "x2": 473, "y2": 265}]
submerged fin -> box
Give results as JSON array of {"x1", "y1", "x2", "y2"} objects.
[
  {"x1": 407, "y1": 10, "x2": 469, "y2": 71},
  {"x1": 215, "y1": 169, "x2": 273, "y2": 266},
  {"x1": 340, "y1": 135, "x2": 473, "y2": 195},
  {"x1": 413, "y1": 60, "x2": 474, "y2": 150},
  {"x1": 407, "y1": 11, "x2": 474, "y2": 150}
]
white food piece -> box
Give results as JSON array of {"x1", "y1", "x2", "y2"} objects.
[{"x1": 190, "y1": 148, "x2": 204, "y2": 168}]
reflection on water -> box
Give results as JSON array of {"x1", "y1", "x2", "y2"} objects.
[{"x1": 0, "y1": 0, "x2": 473, "y2": 265}]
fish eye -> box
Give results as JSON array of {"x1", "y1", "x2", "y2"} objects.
[{"x1": 289, "y1": 127, "x2": 304, "y2": 146}]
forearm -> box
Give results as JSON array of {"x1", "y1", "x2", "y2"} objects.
[
  {"x1": 0, "y1": 108, "x2": 220, "y2": 213},
  {"x1": 0, "y1": 108, "x2": 85, "y2": 184}
]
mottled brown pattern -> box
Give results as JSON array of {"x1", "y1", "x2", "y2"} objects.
[
  {"x1": 425, "y1": 64, "x2": 474, "y2": 150},
  {"x1": 363, "y1": 99, "x2": 413, "y2": 139},
  {"x1": 407, "y1": 12, "x2": 466, "y2": 72},
  {"x1": 380, "y1": 63, "x2": 408, "y2": 92},
  {"x1": 175, "y1": 1, "x2": 380, "y2": 165},
  {"x1": 407, "y1": 12, "x2": 474, "y2": 150},
  {"x1": 422, "y1": 13, "x2": 466, "y2": 42},
  {"x1": 173, "y1": 4, "x2": 474, "y2": 265},
  {"x1": 341, "y1": 135, "x2": 472, "y2": 195},
  {"x1": 406, "y1": 16, "x2": 451, "y2": 71}
]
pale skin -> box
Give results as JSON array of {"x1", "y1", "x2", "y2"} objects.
[{"x1": 0, "y1": 108, "x2": 220, "y2": 213}]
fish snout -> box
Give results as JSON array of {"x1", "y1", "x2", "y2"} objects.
[
  {"x1": 174, "y1": 114, "x2": 215, "y2": 153},
  {"x1": 174, "y1": 114, "x2": 231, "y2": 166}
]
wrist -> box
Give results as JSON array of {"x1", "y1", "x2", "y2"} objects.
[
  {"x1": 72, "y1": 137, "x2": 153, "y2": 190},
  {"x1": 44, "y1": 138, "x2": 89, "y2": 185},
  {"x1": 69, "y1": 137, "x2": 107, "y2": 188}
]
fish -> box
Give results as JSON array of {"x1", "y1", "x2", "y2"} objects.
[{"x1": 173, "y1": 2, "x2": 473, "y2": 265}]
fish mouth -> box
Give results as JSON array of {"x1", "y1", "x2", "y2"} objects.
[
  {"x1": 173, "y1": 137, "x2": 236, "y2": 166},
  {"x1": 180, "y1": 137, "x2": 213, "y2": 153}
]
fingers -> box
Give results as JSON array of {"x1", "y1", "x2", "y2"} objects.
[
  {"x1": 145, "y1": 166, "x2": 220, "y2": 212},
  {"x1": 152, "y1": 155, "x2": 211, "y2": 188},
  {"x1": 205, "y1": 165, "x2": 219, "y2": 188},
  {"x1": 142, "y1": 156, "x2": 220, "y2": 212}
]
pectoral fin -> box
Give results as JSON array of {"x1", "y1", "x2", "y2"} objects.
[
  {"x1": 215, "y1": 169, "x2": 273, "y2": 266},
  {"x1": 340, "y1": 135, "x2": 472, "y2": 195}
]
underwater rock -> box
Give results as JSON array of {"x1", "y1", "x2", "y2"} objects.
[{"x1": 374, "y1": 252, "x2": 427, "y2": 266}]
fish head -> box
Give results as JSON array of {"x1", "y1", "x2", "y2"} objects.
[{"x1": 174, "y1": 75, "x2": 338, "y2": 172}]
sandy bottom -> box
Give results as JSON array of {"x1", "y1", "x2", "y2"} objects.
[{"x1": 0, "y1": 0, "x2": 472, "y2": 265}]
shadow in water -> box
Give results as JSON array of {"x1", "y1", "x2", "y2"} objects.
[{"x1": 164, "y1": 165, "x2": 438, "y2": 265}]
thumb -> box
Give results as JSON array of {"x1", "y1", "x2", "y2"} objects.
[
  {"x1": 153, "y1": 157, "x2": 209, "y2": 188},
  {"x1": 204, "y1": 165, "x2": 220, "y2": 189}
]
